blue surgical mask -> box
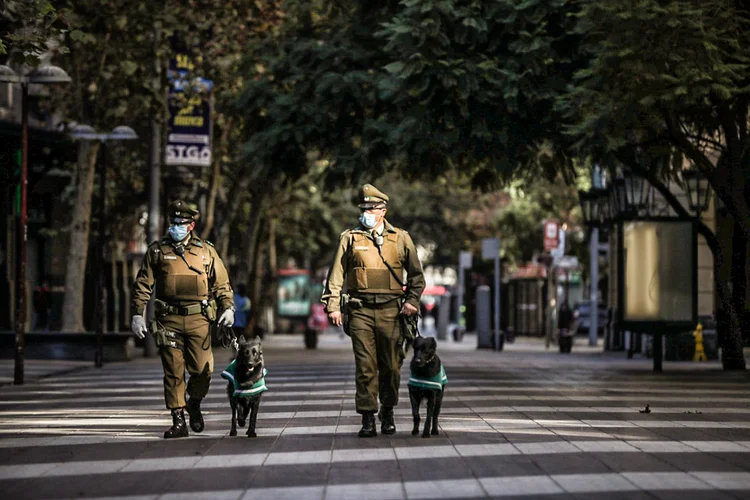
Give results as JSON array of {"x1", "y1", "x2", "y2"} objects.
[
  {"x1": 359, "y1": 212, "x2": 379, "y2": 229},
  {"x1": 168, "y1": 224, "x2": 190, "y2": 241}
]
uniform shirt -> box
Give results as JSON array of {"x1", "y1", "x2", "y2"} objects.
[
  {"x1": 321, "y1": 219, "x2": 425, "y2": 313},
  {"x1": 131, "y1": 233, "x2": 234, "y2": 316},
  {"x1": 408, "y1": 365, "x2": 448, "y2": 390}
]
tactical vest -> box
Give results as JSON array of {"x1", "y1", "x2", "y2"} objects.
[
  {"x1": 408, "y1": 365, "x2": 448, "y2": 390},
  {"x1": 221, "y1": 362, "x2": 268, "y2": 398},
  {"x1": 345, "y1": 229, "x2": 404, "y2": 294},
  {"x1": 151, "y1": 237, "x2": 211, "y2": 303}
]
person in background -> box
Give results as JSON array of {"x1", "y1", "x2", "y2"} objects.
[
  {"x1": 33, "y1": 277, "x2": 51, "y2": 331},
  {"x1": 233, "y1": 284, "x2": 252, "y2": 338},
  {"x1": 557, "y1": 301, "x2": 574, "y2": 353}
]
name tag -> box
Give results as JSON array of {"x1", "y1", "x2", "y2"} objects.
[
  {"x1": 164, "y1": 256, "x2": 177, "y2": 260},
  {"x1": 354, "y1": 246, "x2": 369, "y2": 251}
]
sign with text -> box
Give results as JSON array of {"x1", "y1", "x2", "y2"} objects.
[
  {"x1": 543, "y1": 220, "x2": 559, "y2": 251},
  {"x1": 481, "y1": 238, "x2": 500, "y2": 261},
  {"x1": 166, "y1": 54, "x2": 213, "y2": 167}
]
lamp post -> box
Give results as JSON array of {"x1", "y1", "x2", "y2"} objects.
[
  {"x1": 682, "y1": 168, "x2": 712, "y2": 216},
  {"x1": 0, "y1": 64, "x2": 71, "y2": 385},
  {"x1": 69, "y1": 124, "x2": 138, "y2": 368}
]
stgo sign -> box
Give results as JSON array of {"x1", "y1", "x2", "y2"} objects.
[{"x1": 166, "y1": 54, "x2": 213, "y2": 167}]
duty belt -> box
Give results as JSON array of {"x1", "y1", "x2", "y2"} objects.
[{"x1": 165, "y1": 303, "x2": 203, "y2": 316}]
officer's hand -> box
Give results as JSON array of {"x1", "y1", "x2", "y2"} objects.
[
  {"x1": 218, "y1": 309, "x2": 235, "y2": 328},
  {"x1": 401, "y1": 302, "x2": 419, "y2": 317},
  {"x1": 131, "y1": 315, "x2": 148, "y2": 339},
  {"x1": 329, "y1": 311, "x2": 343, "y2": 327}
]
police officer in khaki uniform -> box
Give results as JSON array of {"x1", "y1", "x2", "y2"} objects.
[
  {"x1": 131, "y1": 200, "x2": 235, "y2": 438},
  {"x1": 322, "y1": 184, "x2": 425, "y2": 437}
]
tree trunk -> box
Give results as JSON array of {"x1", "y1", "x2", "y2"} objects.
[
  {"x1": 201, "y1": 117, "x2": 232, "y2": 240},
  {"x1": 61, "y1": 140, "x2": 100, "y2": 332},
  {"x1": 708, "y1": 223, "x2": 746, "y2": 371},
  {"x1": 731, "y1": 221, "x2": 748, "y2": 353},
  {"x1": 250, "y1": 219, "x2": 267, "y2": 333},
  {"x1": 237, "y1": 187, "x2": 266, "y2": 285}
]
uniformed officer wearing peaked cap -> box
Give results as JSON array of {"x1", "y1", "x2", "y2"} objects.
[
  {"x1": 358, "y1": 183, "x2": 389, "y2": 209},
  {"x1": 321, "y1": 183, "x2": 425, "y2": 437},
  {"x1": 131, "y1": 199, "x2": 235, "y2": 439}
]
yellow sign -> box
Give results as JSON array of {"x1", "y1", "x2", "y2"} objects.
[{"x1": 693, "y1": 323, "x2": 706, "y2": 362}]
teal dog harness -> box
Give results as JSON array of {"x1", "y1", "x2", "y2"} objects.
[
  {"x1": 407, "y1": 365, "x2": 448, "y2": 390},
  {"x1": 221, "y1": 360, "x2": 268, "y2": 397}
]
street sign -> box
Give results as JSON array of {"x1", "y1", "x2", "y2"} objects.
[
  {"x1": 481, "y1": 238, "x2": 499, "y2": 260},
  {"x1": 543, "y1": 220, "x2": 559, "y2": 251},
  {"x1": 166, "y1": 54, "x2": 213, "y2": 167}
]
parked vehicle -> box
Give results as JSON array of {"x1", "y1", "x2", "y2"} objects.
[{"x1": 572, "y1": 302, "x2": 608, "y2": 335}]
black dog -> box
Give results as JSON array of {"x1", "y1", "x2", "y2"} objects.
[
  {"x1": 221, "y1": 335, "x2": 266, "y2": 437},
  {"x1": 407, "y1": 336, "x2": 447, "y2": 438}
]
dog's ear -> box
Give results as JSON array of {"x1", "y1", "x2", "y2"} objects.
[
  {"x1": 428, "y1": 337, "x2": 437, "y2": 349},
  {"x1": 238, "y1": 335, "x2": 246, "y2": 344},
  {"x1": 254, "y1": 335, "x2": 262, "y2": 344}
]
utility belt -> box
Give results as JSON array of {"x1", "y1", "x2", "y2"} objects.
[
  {"x1": 153, "y1": 298, "x2": 216, "y2": 319},
  {"x1": 150, "y1": 298, "x2": 217, "y2": 350},
  {"x1": 350, "y1": 295, "x2": 402, "y2": 309}
]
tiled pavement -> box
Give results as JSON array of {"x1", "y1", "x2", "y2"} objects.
[{"x1": 1, "y1": 333, "x2": 750, "y2": 499}]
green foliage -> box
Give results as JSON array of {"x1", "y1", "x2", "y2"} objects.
[{"x1": 0, "y1": 0, "x2": 70, "y2": 65}]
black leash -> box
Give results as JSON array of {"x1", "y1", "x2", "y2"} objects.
[{"x1": 217, "y1": 324, "x2": 239, "y2": 351}]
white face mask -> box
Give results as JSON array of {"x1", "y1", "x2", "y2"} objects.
[{"x1": 359, "y1": 212, "x2": 379, "y2": 229}]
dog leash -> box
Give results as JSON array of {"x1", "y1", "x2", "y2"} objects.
[{"x1": 217, "y1": 324, "x2": 240, "y2": 351}]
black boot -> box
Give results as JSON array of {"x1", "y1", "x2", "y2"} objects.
[
  {"x1": 358, "y1": 412, "x2": 377, "y2": 438},
  {"x1": 186, "y1": 397, "x2": 204, "y2": 433},
  {"x1": 164, "y1": 408, "x2": 189, "y2": 439},
  {"x1": 379, "y1": 405, "x2": 396, "y2": 435}
]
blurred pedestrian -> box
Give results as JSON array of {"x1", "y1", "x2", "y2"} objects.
[
  {"x1": 557, "y1": 301, "x2": 574, "y2": 353},
  {"x1": 130, "y1": 200, "x2": 235, "y2": 439},
  {"x1": 321, "y1": 183, "x2": 425, "y2": 437},
  {"x1": 33, "y1": 277, "x2": 51, "y2": 331},
  {"x1": 233, "y1": 284, "x2": 252, "y2": 339}
]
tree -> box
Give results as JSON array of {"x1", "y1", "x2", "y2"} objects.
[{"x1": 559, "y1": 0, "x2": 750, "y2": 369}]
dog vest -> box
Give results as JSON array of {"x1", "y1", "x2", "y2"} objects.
[
  {"x1": 408, "y1": 365, "x2": 448, "y2": 390},
  {"x1": 221, "y1": 361, "x2": 268, "y2": 397}
]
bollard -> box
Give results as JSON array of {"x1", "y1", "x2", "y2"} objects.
[
  {"x1": 436, "y1": 292, "x2": 451, "y2": 341},
  {"x1": 476, "y1": 285, "x2": 492, "y2": 348},
  {"x1": 693, "y1": 323, "x2": 706, "y2": 362}
]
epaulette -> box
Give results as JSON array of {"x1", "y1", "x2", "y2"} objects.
[
  {"x1": 205, "y1": 240, "x2": 214, "y2": 247},
  {"x1": 158, "y1": 237, "x2": 170, "y2": 245},
  {"x1": 192, "y1": 239, "x2": 204, "y2": 248}
]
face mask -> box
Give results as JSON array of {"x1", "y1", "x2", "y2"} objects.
[
  {"x1": 359, "y1": 212, "x2": 379, "y2": 229},
  {"x1": 168, "y1": 224, "x2": 190, "y2": 241}
]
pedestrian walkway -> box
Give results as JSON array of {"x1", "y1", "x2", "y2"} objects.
[
  {"x1": 0, "y1": 332, "x2": 749, "y2": 499},
  {"x1": 0, "y1": 359, "x2": 90, "y2": 386}
]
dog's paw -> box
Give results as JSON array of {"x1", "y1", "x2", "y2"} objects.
[
  {"x1": 229, "y1": 430, "x2": 237, "y2": 437},
  {"x1": 431, "y1": 429, "x2": 439, "y2": 436},
  {"x1": 246, "y1": 431, "x2": 257, "y2": 438},
  {"x1": 411, "y1": 429, "x2": 419, "y2": 436},
  {"x1": 421, "y1": 433, "x2": 431, "y2": 438}
]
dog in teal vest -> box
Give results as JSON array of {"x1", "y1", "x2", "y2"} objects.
[
  {"x1": 221, "y1": 335, "x2": 267, "y2": 437},
  {"x1": 407, "y1": 336, "x2": 447, "y2": 437}
]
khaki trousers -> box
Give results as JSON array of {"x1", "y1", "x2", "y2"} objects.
[
  {"x1": 158, "y1": 313, "x2": 213, "y2": 409},
  {"x1": 349, "y1": 303, "x2": 403, "y2": 413}
]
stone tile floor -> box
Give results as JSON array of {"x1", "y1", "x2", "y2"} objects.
[{"x1": 0, "y1": 333, "x2": 749, "y2": 499}]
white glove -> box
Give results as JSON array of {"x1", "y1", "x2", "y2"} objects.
[
  {"x1": 218, "y1": 308, "x2": 235, "y2": 328},
  {"x1": 131, "y1": 315, "x2": 148, "y2": 339}
]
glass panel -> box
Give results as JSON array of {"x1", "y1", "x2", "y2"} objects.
[{"x1": 623, "y1": 221, "x2": 693, "y2": 322}]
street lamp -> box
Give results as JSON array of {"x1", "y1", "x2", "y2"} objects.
[
  {"x1": 622, "y1": 169, "x2": 652, "y2": 212},
  {"x1": 596, "y1": 187, "x2": 612, "y2": 226},
  {"x1": 577, "y1": 189, "x2": 599, "y2": 226},
  {"x1": 682, "y1": 168, "x2": 711, "y2": 215},
  {"x1": 69, "y1": 124, "x2": 138, "y2": 368},
  {"x1": 0, "y1": 64, "x2": 71, "y2": 385}
]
